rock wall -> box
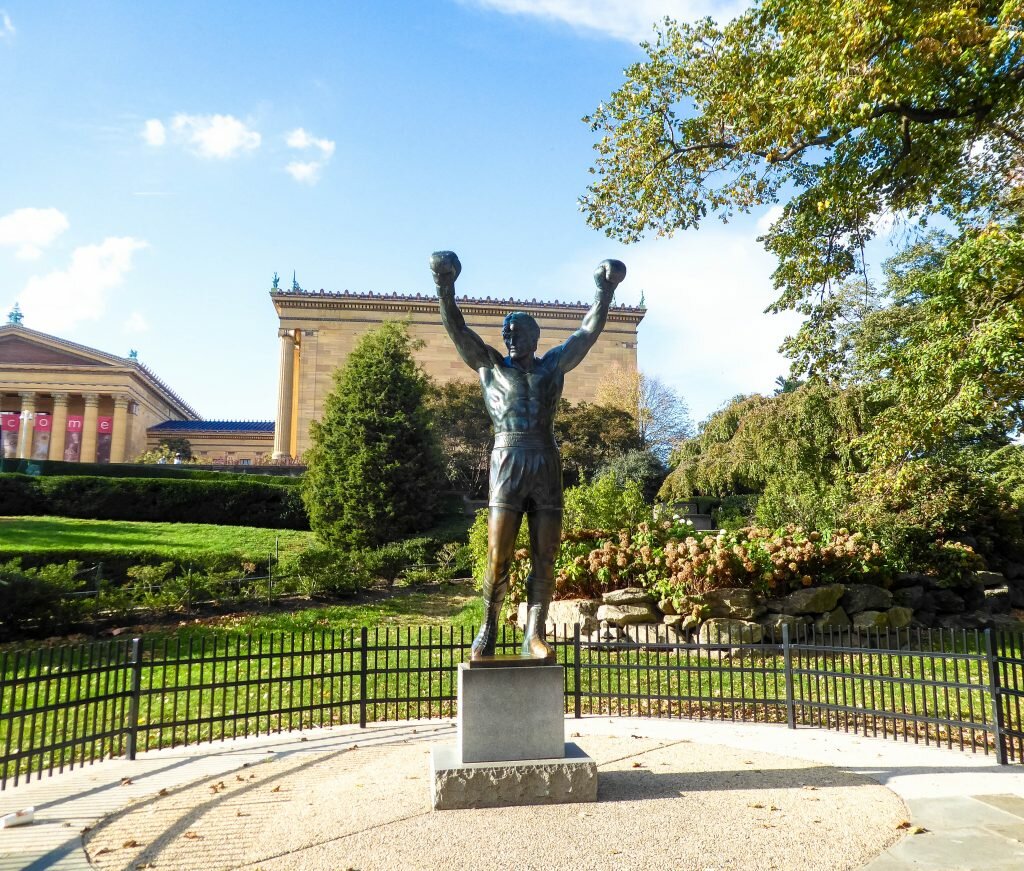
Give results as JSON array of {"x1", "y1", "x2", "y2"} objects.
[{"x1": 517, "y1": 570, "x2": 1024, "y2": 645}]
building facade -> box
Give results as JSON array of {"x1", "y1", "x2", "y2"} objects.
[
  {"x1": 145, "y1": 419, "x2": 274, "y2": 464},
  {"x1": 0, "y1": 323, "x2": 199, "y2": 463},
  {"x1": 270, "y1": 288, "x2": 646, "y2": 460}
]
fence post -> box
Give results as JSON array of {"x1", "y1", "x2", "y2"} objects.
[
  {"x1": 125, "y1": 637, "x2": 144, "y2": 760},
  {"x1": 984, "y1": 629, "x2": 1008, "y2": 765},
  {"x1": 573, "y1": 623, "x2": 582, "y2": 719},
  {"x1": 782, "y1": 623, "x2": 796, "y2": 730},
  {"x1": 359, "y1": 627, "x2": 368, "y2": 729}
]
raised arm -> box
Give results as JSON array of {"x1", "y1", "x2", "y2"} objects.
[
  {"x1": 549, "y1": 259, "x2": 627, "y2": 373},
  {"x1": 430, "y1": 250, "x2": 502, "y2": 370}
]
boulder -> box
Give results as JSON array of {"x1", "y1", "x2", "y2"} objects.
[
  {"x1": 894, "y1": 571, "x2": 938, "y2": 590},
  {"x1": 852, "y1": 610, "x2": 889, "y2": 630},
  {"x1": 699, "y1": 588, "x2": 767, "y2": 621},
  {"x1": 841, "y1": 584, "x2": 893, "y2": 614},
  {"x1": 658, "y1": 598, "x2": 677, "y2": 616},
  {"x1": 758, "y1": 613, "x2": 809, "y2": 639},
  {"x1": 662, "y1": 614, "x2": 684, "y2": 628},
  {"x1": 517, "y1": 599, "x2": 600, "y2": 635},
  {"x1": 625, "y1": 623, "x2": 683, "y2": 646},
  {"x1": 930, "y1": 589, "x2": 966, "y2": 612},
  {"x1": 813, "y1": 607, "x2": 851, "y2": 631},
  {"x1": 585, "y1": 623, "x2": 633, "y2": 648},
  {"x1": 886, "y1": 606, "x2": 914, "y2": 629},
  {"x1": 1003, "y1": 562, "x2": 1024, "y2": 581},
  {"x1": 982, "y1": 585, "x2": 1012, "y2": 614},
  {"x1": 971, "y1": 570, "x2": 1008, "y2": 588},
  {"x1": 893, "y1": 585, "x2": 926, "y2": 610},
  {"x1": 697, "y1": 618, "x2": 763, "y2": 646},
  {"x1": 596, "y1": 603, "x2": 660, "y2": 626},
  {"x1": 773, "y1": 584, "x2": 846, "y2": 615},
  {"x1": 602, "y1": 587, "x2": 656, "y2": 606}
]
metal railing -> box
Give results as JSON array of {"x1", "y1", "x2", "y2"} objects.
[{"x1": 2, "y1": 624, "x2": 1023, "y2": 789}]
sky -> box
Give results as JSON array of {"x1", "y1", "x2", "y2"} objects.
[{"x1": 0, "y1": 0, "x2": 805, "y2": 425}]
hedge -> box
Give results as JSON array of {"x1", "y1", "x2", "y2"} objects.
[
  {"x1": 0, "y1": 474, "x2": 308, "y2": 529},
  {"x1": 0, "y1": 458, "x2": 302, "y2": 484}
]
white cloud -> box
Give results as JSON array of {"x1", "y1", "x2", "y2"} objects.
[
  {"x1": 285, "y1": 160, "x2": 322, "y2": 184},
  {"x1": 545, "y1": 228, "x2": 799, "y2": 423},
  {"x1": 0, "y1": 207, "x2": 70, "y2": 259},
  {"x1": 0, "y1": 11, "x2": 14, "y2": 39},
  {"x1": 170, "y1": 113, "x2": 261, "y2": 159},
  {"x1": 756, "y1": 204, "x2": 784, "y2": 234},
  {"x1": 286, "y1": 127, "x2": 335, "y2": 157},
  {"x1": 17, "y1": 237, "x2": 148, "y2": 333},
  {"x1": 462, "y1": 0, "x2": 745, "y2": 43},
  {"x1": 123, "y1": 311, "x2": 149, "y2": 333},
  {"x1": 285, "y1": 128, "x2": 335, "y2": 184},
  {"x1": 142, "y1": 119, "x2": 166, "y2": 146}
]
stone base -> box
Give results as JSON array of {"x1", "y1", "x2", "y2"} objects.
[
  {"x1": 457, "y1": 662, "x2": 564, "y2": 763},
  {"x1": 430, "y1": 742, "x2": 598, "y2": 810}
]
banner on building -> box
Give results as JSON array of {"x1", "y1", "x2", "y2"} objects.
[
  {"x1": 31, "y1": 413, "x2": 51, "y2": 460},
  {"x1": 0, "y1": 413, "x2": 18, "y2": 459},
  {"x1": 95, "y1": 416, "x2": 113, "y2": 464},
  {"x1": 64, "y1": 415, "x2": 83, "y2": 462}
]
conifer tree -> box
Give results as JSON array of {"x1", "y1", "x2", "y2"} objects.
[{"x1": 302, "y1": 322, "x2": 443, "y2": 547}]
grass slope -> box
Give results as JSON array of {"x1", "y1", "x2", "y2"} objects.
[{"x1": 0, "y1": 516, "x2": 313, "y2": 565}]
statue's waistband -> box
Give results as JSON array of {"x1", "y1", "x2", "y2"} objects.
[{"x1": 493, "y1": 431, "x2": 557, "y2": 449}]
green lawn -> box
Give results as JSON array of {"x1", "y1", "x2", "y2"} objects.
[{"x1": 0, "y1": 516, "x2": 314, "y2": 565}]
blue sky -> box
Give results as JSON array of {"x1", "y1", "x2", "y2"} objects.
[{"x1": 0, "y1": 0, "x2": 805, "y2": 424}]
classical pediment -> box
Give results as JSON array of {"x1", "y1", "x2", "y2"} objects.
[{"x1": 0, "y1": 328, "x2": 123, "y2": 368}]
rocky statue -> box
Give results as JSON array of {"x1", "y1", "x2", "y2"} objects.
[{"x1": 430, "y1": 250, "x2": 627, "y2": 660}]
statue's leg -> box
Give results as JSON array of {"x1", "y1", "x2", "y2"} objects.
[
  {"x1": 521, "y1": 508, "x2": 562, "y2": 659},
  {"x1": 471, "y1": 506, "x2": 523, "y2": 659}
]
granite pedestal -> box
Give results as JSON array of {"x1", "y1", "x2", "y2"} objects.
[{"x1": 431, "y1": 660, "x2": 598, "y2": 810}]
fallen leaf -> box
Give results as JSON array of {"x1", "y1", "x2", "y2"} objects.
[
  {"x1": 236, "y1": 811, "x2": 250, "y2": 818},
  {"x1": 631, "y1": 762, "x2": 644, "y2": 768},
  {"x1": 271, "y1": 785, "x2": 282, "y2": 793},
  {"x1": 236, "y1": 776, "x2": 246, "y2": 782},
  {"x1": 896, "y1": 820, "x2": 911, "y2": 830},
  {"x1": 184, "y1": 831, "x2": 202, "y2": 840},
  {"x1": 120, "y1": 777, "x2": 134, "y2": 786},
  {"x1": 912, "y1": 826, "x2": 928, "y2": 835},
  {"x1": 769, "y1": 805, "x2": 780, "y2": 811},
  {"x1": 158, "y1": 788, "x2": 168, "y2": 797},
  {"x1": 95, "y1": 847, "x2": 112, "y2": 856},
  {"x1": 749, "y1": 803, "x2": 765, "y2": 809},
  {"x1": 123, "y1": 839, "x2": 142, "y2": 848},
  {"x1": 802, "y1": 786, "x2": 818, "y2": 791}
]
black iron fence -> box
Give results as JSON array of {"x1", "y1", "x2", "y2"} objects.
[{"x1": 3, "y1": 624, "x2": 1023, "y2": 789}]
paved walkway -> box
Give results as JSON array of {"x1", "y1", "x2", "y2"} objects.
[{"x1": 1, "y1": 717, "x2": 1023, "y2": 870}]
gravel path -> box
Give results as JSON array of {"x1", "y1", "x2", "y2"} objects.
[{"x1": 84, "y1": 732, "x2": 906, "y2": 871}]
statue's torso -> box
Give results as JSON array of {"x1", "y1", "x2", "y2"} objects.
[{"x1": 480, "y1": 356, "x2": 563, "y2": 435}]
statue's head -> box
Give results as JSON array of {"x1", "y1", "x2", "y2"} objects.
[{"x1": 502, "y1": 312, "x2": 540, "y2": 361}]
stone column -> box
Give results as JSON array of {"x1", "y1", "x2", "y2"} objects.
[
  {"x1": 15, "y1": 392, "x2": 36, "y2": 459},
  {"x1": 273, "y1": 329, "x2": 296, "y2": 460},
  {"x1": 49, "y1": 393, "x2": 69, "y2": 460},
  {"x1": 80, "y1": 394, "x2": 100, "y2": 463},
  {"x1": 110, "y1": 395, "x2": 130, "y2": 464}
]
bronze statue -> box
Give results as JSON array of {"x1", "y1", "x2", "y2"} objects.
[{"x1": 431, "y1": 251, "x2": 626, "y2": 660}]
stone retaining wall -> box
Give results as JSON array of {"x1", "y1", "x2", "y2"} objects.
[{"x1": 517, "y1": 570, "x2": 1024, "y2": 645}]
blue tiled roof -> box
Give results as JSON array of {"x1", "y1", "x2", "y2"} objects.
[{"x1": 149, "y1": 420, "x2": 274, "y2": 433}]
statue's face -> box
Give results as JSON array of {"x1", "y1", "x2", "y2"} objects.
[{"x1": 503, "y1": 318, "x2": 539, "y2": 362}]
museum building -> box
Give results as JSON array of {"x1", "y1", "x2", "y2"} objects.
[
  {"x1": 269, "y1": 286, "x2": 646, "y2": 460},
  {"x1": 1, "y1": 285, "x2": 645, "y2": 464}
]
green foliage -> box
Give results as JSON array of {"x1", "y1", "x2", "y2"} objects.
[
  {"x1": 661, "y1": 383, "x2": 867, "y2": 531},
  {"x1": 582, "y1": 0, "x2": 1023, "y2": 341},
  {"x1": 302, "y1": 322, "x2": 444, "y2": 548},
  {"x1": 852, "y1": 226, "x2": 1024, "y2": 463},
  {"x1": 983, "y1": 445, "x2": 1024, "y2": 507},
  {"x1": 0, "y1": 559, "x2": 87, "y2": 640},
  {"x1": 848, "y1": 457, "x2": 1021, "y2": 573},
  {"x1": 0, "y1": 457, "x2": 301, "y2": 483},
  {"x1": 426, "y1": 380, "x2": 492, "y2": 497},
  {"x1": 0, "y1": 473, "x2": 307, "y2": 529},
  {"x1": 595, "y1": 448, "x2": 667, "y2": 503},
  {"x1": 554, "y1": 400, "x2": 641, "y2": 486}
]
